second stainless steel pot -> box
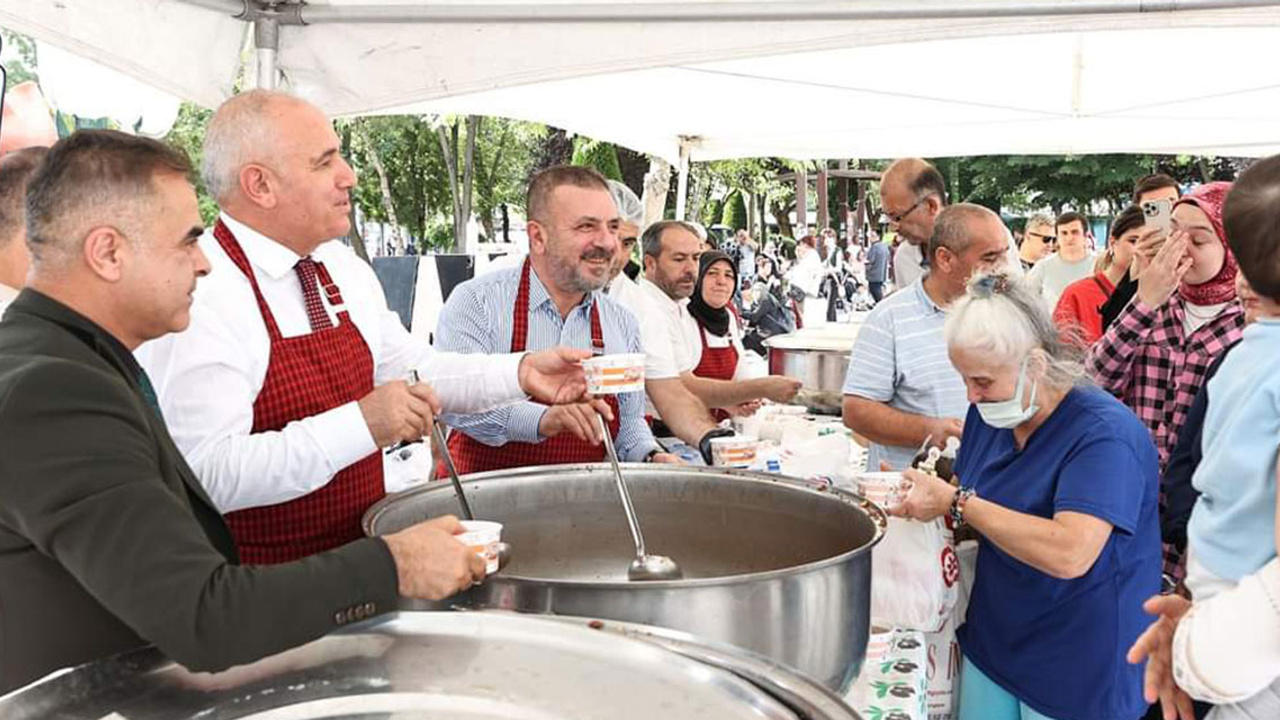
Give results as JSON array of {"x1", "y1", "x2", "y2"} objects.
[{"x1": 363, "y1": 464, "x2": 885, "y2": 690}]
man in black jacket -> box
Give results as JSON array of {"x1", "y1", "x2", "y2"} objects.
[{"x1": 0, "y1": 130, "x2": 484, "y2": 693}]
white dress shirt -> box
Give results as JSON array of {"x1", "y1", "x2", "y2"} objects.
[
  {"x1": 893, "y1": 241, "x2": 927, "y2": 290},
  {"x1": 136, "y1": 213, "x2": 525, "y2": 513},
  {"x1": 0, "y1": 282, "x2": 18, "y2": 317},
  {"x1": 634, "y1": 278, "x2": 696, "y2": 381}
]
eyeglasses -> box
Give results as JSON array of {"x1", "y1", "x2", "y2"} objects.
[
  {"x1": 1026, "y1": 231, "x2": 1056, "y2": 245},
  {"x1": 882, "y1": 194, "x2": 933, "y2": 225}
]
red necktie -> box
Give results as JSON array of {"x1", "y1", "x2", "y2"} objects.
[{"x1": 295, "y1": 257, "x2": 333, "y2": 332}]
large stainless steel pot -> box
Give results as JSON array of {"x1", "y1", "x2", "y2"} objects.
[
  {"x1": 0, "y1": 611, "x2": 862, "y2": 719},
  {"x1": 363, "y1": 464, "x2": 886, "y2": 691},
  {"x1": 765, "y1": 324, "x2": 861, "y2": 413}
]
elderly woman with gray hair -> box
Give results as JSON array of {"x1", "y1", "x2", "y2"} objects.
[{"x1": 893, "y1": 271, "x2": 1162, "y2": 720}]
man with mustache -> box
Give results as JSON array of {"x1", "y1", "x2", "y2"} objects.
[
  {"x1": 637, "y1": 221, "x2": 801, "y2": 455},
  {"x1": 137, "y1": 91, "x2": 595, "y2": 564},
  {"x1": 433, "y1": 165, "x2": 678, "y2": 471}
]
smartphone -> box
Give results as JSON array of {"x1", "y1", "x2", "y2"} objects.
[{"x1": 1142, "y1": 200, "x2": 1172, "y2": 236}]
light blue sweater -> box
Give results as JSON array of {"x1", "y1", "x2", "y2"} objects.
[{"x1": 1188, "y1": 319, "x2": 1280, "y2": 582}]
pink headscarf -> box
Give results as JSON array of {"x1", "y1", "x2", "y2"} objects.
[{"x1": 1175, "y1": 181, "x2": 1238, "y2": 306}]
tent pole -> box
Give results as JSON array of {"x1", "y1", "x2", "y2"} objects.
[
  {"x1": 675, "y1": 141, "x2": 692, "y2": 222},
  {"x1": 254, "y1": 16, "x2": 279, "y2": 90},
  {"x1": 286, "y1": 0, "x2": 1280, "y2": 24}
]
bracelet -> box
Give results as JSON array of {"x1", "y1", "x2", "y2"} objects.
[{"x1": 949, "y1": 487, "x2": 976, "y2": 526}]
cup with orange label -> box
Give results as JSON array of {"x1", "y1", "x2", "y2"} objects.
[
  {"x1": 582, "y1": 353, "x2": 647, "y2": 395},
  {"x1": 457, "y1": 520, "x2": 504, "y2": 574}
]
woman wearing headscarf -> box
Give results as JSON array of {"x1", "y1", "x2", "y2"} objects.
[
  {"x1": 1089, "y1": 182, "x2": 1246, "y2": 589},
  {"x1": 687, "y1": 251, "x2": 758, "y2": 420}
]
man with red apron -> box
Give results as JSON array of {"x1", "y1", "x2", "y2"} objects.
[
  {"x1": 434, "y1": 166, "x2": 677, "y2": 472},
  {"x1": 137, "y1": 92, "x2": 595, "y2": 564}
]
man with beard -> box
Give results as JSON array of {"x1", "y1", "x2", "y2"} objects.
[
  {"x1": 638, "y1": 221, "x2": 801, "y2": 446},
  {"x1": 136, "y1": 92, "x2": 595, "y2": 564},
  {"x1": 603, "y1": 179, "x2": 646, "y2": 312},
  {"x1": 433, "y1": 166, "x2": 679, "y2": 471}
]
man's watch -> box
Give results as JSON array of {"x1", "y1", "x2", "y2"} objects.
[
  {"x1": 698, "y1": 428, "x2": 735, "y2": 465},
  {"x1": 643, "y1": 448, "x2": 663, "y2": 463}
]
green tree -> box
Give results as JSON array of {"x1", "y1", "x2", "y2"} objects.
[
  {"x1": 571, "y1": 137, "x2": 623, "y2": 181},
  {"x1": 1, "y1": 28, "x2": 37, "y2": 89},
  {"x1": 722, "y1": 189, "x2": 748, "y2": 230},
  {"x1": 164, "y1": 102, "x2": 218, "y2": 224},
  {"x1": 471, "y1": 118, "x2": 547, "y2": 240}
]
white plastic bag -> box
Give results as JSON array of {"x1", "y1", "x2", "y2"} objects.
[{"x1": 871, "y1": 517, "x2": 961, "y2": 633}]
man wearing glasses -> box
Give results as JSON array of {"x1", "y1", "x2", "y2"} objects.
[
  {"x1": 880, "y1": 158, "x2": 947, "y2": 292},
  {"x1": 1019, "y1": 213, "x2": 1057, "y2": 271}
]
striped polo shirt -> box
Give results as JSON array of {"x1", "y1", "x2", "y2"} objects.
[{"x1": 842, "y1": 278, "x2": 968, "y2": 471}]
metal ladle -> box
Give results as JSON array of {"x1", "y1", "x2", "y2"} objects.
[
  {"x1": 596, "y1": 412, "x2": 683, "y2": 581},
  {"x1": 431, "y1": 422, "x2": 511, "y2": 572}
]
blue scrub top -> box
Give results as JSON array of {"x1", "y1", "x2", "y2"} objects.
[{"x1": 954, "y1": 386, "x2": 1161, "y2": 720}]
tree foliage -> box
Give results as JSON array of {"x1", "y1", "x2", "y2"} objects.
[
  {"x1": 722, "y1": 189, "x2": 748, "y2": 230},
  {"x1": 571, "y1": 137, "x2": 623, "y2": 181},
  {"x1": 1, "y1": 28, "x2": 37, "y2": 88}
]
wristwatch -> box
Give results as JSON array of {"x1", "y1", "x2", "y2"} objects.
[
  {"x1": 949, "y1": 486, "x2": 976, "y2": 526},
  {"x1": 643, "y1": 448, "x2": 663, "y2": 463},
  {"x1": 698, "y1": 428, "x2": 735, "y2": 465}
]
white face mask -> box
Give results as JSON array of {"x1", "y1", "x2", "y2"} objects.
[{"x1": 976, "y1": 358, "x2": 1040, "y2": 429}]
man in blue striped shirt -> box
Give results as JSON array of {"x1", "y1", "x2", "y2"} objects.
[
  {"x1": 842, "y1": 204, "x2": 1012, "y2": 471},
  {"x1": 435, "y1": 166, "x2": 677, "y2": 471}
]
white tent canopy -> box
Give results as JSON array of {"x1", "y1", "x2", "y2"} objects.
[{"x1": 4, "y1": 1, "x2": 1280, "y2": 159}]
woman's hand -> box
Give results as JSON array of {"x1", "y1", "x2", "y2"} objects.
[
  {"x1": 891, "y1": 468, "x2": 957, "y2": 522},
  {"x1": 1130, "y1": 225, "x2": 1168, "y2": 279},
  {"x1": 1136, "y1": 232, "x2": 1193, "y2": 309}
]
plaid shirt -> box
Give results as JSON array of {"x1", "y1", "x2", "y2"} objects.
[{"x1": 1089, "y1": 295, "x2": 1245, "y2": 582}]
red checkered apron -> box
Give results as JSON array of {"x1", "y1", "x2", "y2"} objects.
[
  {"x1": 442, "y1": 259, "x2": 620, "y2": 476},
  {"x1": 692, "y1": 322, "x2": 739, "y2": 423},
  {"x1": 214, "y1": 221, "x2": 383, "y2": 564}
]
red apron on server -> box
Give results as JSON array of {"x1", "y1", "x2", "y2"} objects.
[
  {"x1": 692, "y1": 322, "x2": 740, "y2": 423},
  {"x1": 215, "y1": 222, "x2": 384, "y2": 565},
  {"x1": 441, "y1": 259, "x2": 620, "y2": 476}
]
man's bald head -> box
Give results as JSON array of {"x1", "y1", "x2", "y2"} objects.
[
  {"x1": 881, "y1": 158, "x2": 946, "y2": 202},
  {"x1": 880, "y1": 158, "x2": 947, "y2": 246},
  {"x1": 201, "y1": 90, "x2": 318, "y2": 202}
]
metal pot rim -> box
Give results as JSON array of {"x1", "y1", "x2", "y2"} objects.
[{"x1": 364, "y1": 463, "x2": 887, "y2": 589}]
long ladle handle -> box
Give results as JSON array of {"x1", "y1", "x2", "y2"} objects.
[
  {"x1": 598, "y1": 411, "x2": 646, "y2": 557},
  {"x1": 432, "y1": 421, "x2": 474, "y2": 522}
]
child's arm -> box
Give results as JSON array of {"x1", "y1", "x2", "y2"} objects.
[{"x1": 1172, "y1": 557, "x2": 1280, "y2": 704}]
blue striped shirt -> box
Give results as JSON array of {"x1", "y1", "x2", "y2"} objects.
[
  {"x1": 435, "y1": 263, "x2": 661, "y2": 462},
  {"x1": 841, "y1": 278, "x2": 968, "y2": 471}
]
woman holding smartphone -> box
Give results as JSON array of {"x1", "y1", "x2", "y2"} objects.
[{"x1": 1088, "y1": 182, "x2": 1246, "y2": 589}]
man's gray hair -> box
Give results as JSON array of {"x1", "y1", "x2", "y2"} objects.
[
  {"x1": 607, "y1": 180, "x2": 644, "y2": 228},
  {"x1": 201, "y1": 89, "x2": 301, "y2": 202},
  {"x1": 1024, "y1": 213, "x2": 1054, "y2": 233},
  {"x1": 946, "y1": 271, "x2": 1088, "y2": 390},
  {"x1": 928, "y1": 203, "x2": 1000, "y2": 261},
  {"x1": 641, "y1": 220, "x2": 699, "y2": 258}
]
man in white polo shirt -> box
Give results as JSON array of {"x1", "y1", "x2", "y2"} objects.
[{"x1": 842, "y1": 204, "x2": 1012, "y2": 470}]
